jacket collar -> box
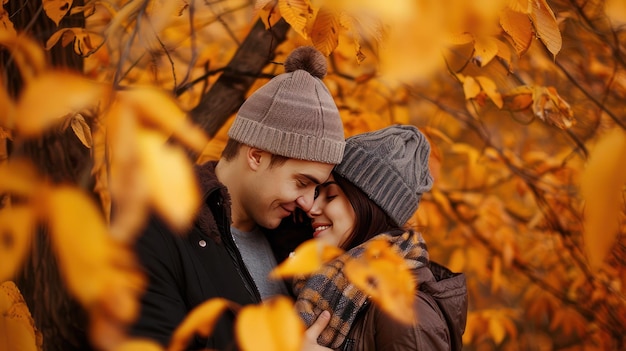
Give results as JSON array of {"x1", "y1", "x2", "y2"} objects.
[{"x1": 194, "y1": 161, "x2": 232, "y2": 242}]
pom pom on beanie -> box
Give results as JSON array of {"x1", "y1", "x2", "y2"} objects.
[{"x1": 228, "y1": 46, "x2": 344, "y2": 164}]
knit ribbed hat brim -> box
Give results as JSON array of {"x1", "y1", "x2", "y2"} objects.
[{"x1": 334, "y1": 125, "x2": 433, "y2": 225}]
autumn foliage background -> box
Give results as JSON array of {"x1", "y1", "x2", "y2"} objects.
[{"x1": 1, "y1": 0, "x2": 626, "y2": 350}]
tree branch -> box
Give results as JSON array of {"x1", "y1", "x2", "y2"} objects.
[{"x1": 189, "y1": 18, "x2": 291, "y2": 137}]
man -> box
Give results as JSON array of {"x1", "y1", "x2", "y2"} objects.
[{"x1": 130, "y1": 46, "x2": 344, "y2": 350}]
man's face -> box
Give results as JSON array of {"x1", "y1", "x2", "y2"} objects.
[{"x1": 242, "y1": 153, "x2": 334, "y2": 230}]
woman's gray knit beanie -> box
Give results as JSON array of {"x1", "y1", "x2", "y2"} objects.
[{"x1": 334, "y1": 125, "x2": 434, "y2": 225}]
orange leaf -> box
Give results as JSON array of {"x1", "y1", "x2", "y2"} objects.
[
  {"x1": 15, "y1": 71, "x2": 105, "y2": 137},
  {"x1": 580, "y1": 127, "x2": 626, "y2": 269},
  {"x1": 503, "y1": 86, "x2": 533, "y2": 111},
  {"x1": 118, "y1": 87, "x2": 209, "y2": 153},
  {"x1": 0, "y1": 8, "x2": 16, "y2": 38},
  {"x1": 278, "y1": 0, "x2": 314, "y2": 39},
  {"x1": 168, "y1": 298, "x2": 234, "y2": 351},
  {"x1": 500, "y1": 7, "x2": 532, "y2": 56},
  {"x1": 0, "y1": 206, "x2": 36, "y2": 282},
  {"x1": 137, "y1": 128, "x2": 201, "y2": 232},
  {"x1": 448, "y1": 248, "x2": 466, "y2": 273},
  {"x1": 236, "y1": 296, "x2": 304, "y2": 351},
  {"x1": 256, "y1": 0, "x2": 283, "y2": 30},
  {"x1": 113, "y1": 339, "x2": 164, "y2": 351},
  {"x1": 529, "y1": 0, "x2": 562, "y2": 58},
  {"x1": 47, "y1": 185, "x2": 144, "y2": 323},
  {"x1": 462, "y1": 76, "x2": 481, "y2": 100},
  {"x1": 0, "y1": 83, "x2": 13, "y2": 129},
  {"x1": 531, "y1": 86, "x2": 574, "y2": 129},
  {"x1": 344, "y1": 238, "x2": 416, "y2": 325},
  {"x1": 46, "y1": 27, "x2": 97, "y2": 56},
  {"x1": 0, "y1": 158, "x2": 40, "y2": 198},
  {"x1": 270, "y1": 239, "x2": 344, "y2": 279},
  {"x1": 70, "y1": 113, "x2": 93, "y2": 148},
  {"x1": 488, "y1": 315, "x2": 506, "y2": 344},
  {"x1": 311, "y1": 7, "x2": 340, "y2": 56},
  {"x1": 0, "y1": 281, "x2": 42, "y2": 351},
  {"x1": 0, "y1": 32, "x2": 47, "y2": 81},
  {"x1": 43, "y1": 0, "x2": 73, "y2": 26},
  {"x1": 605, "y1": 0, "x2": 626, "y2": 27},
  {"x1": 475, "y1": 76, "x2": 503, "y2": 108},
  {"x1": 491, "y1": 256, "x2": 503, "y2": 293},
  {"x1": 473, "y1": 36, "x2": 499, "y2": 67}
]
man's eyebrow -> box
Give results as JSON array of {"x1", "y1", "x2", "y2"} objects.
[{"x1": 300, "y1": 174, "x2": 325, "y2": 185}]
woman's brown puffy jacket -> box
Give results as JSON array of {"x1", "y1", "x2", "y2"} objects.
[{"x1": 341, "y1": 262, "x2": 467, "y2": 351}]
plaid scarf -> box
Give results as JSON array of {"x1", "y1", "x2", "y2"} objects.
[{"x1": 293, "y1": 230, "x2": 429, "y2": 349}]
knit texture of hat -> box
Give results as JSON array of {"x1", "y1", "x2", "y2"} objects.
[
  {"x1": 228, "y1": 46, "x2": 345, "y2": 164},
  {"x1": 334, "y1": 125, "x2": 434, "y2": 226}
]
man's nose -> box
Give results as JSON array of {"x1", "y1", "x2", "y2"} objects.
[{"x1": 296, "y1": 190, "x2": 315, "y2": 212}]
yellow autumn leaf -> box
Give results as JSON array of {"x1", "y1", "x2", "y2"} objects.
[
  {"x1": 605, "y1": 0, "x2": 626, "y2": 27},
  {"x1": 344, "y1": 238, "x2": 416, "y2": 325},
  {"x1": 0, "y1": 281, "x2": 42, "y2": 351},
  {"x1": 168, "y1": 298, "x2": 234, "y2": 351},
  {"x1": 118, "y1": 87, "x2": 209, "y2": 153},
  {"x1": 448, "y1": 248, "x2": 466, "y2": 273},
  {"x1": 503, "y1": 85, "x2": 533, "y2": 111},
  {"x1": 137, "y1": 128, "x2": 200, "y2": 232},
  {"x1": 196, "y1": 117, "x2": 232, "y2": 164},
  {"x1": 113, "y1": 339, "x2": 164, "y2": 351},
  {"x1": 0, "y1": 83, "x2": 13, "y2": 128},
  {"x1": 255, "y1": 0, "x2": 276, "y2": 11},
  {"x1": 580, "y1": 127, "x2": 626, "y2": 269},
  {"x1": 491, "y1": 256, "x2": 503, "y2": 293},
  {"x1": 256, "y1": 0, "x2": 282, "y2": 30},
  {"x1": 475, "y1": 76, "x2": 503, "y2": 108},
  {"x1": 529, "y1": 0, "x2": 562, "y2": 58},
  {"x1": 236, "y1": 296, "x2": 304, "y2": 351},
  {"x1": 473, "y1": 36, "x2": 499, "y2": 67},
  {"x1": 500, "y1": 7, "x2": 532, "y2": 56},
  {"x1": 46, "y1": 186, "x2": 142, "y2": 314},
  {"x1": 105, "y1": 99, "x2": 152, "y2": 241},
  {"x1": 270, "y1": 239, "x2": 344, "y2": 279},
  {"x1": 0, "y1": 206, "x2": 36, "y2": 282},
  {"x1": 531, "y1": 86, "x2": 574, "y2": 129},
  {"x1": 46, "y1": 27, "x2": 97, "y2": 56},
  {"x1": 337, "y1": 13, "x2": 366, "y2": 64},
  {"x1": 0, "y1": 159, "x2": 40, "y2": 199},
  {"x1": 43, "y1": 0, "x2": 73, "y2": 26},
  {"x1": 508, "y1": 0, "x2": 530, "y2": 13},
  {"x1": 0, "y1": 32, "x2": 46, "y2": 81},
  {"x1": 15, "y1": 71, "x2": 106, "y2": 137},
  {"x1": 462, "y1": 76, "x2": 482, "y2": 100},
  {"x1": 0, "y1": 8, "x2": 17, "y2": 38},
  {"x1": 488, "y1": 316, "x2": 506, "y2": 344},
  {"x1": 278, "y1": 0, "x2": 313, "y2": 39},
  {"x1": 494, "y1": 37, "x2": 512, "y2": 67},
  {"x1": 311, "y1": 7, "x2": 339, "y2": 56},
  {"x1": 70, "y1": 113, "x2": 93, "y2": 148}
]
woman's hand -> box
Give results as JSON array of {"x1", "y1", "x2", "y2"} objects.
[{"x1": 301, "y1": 310, "x2": 332, "y2": 351}]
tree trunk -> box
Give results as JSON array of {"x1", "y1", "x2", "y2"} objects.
[
  {"x1": 190, "y1": 18, "x2": 290, "y2": 137},
  {"x1": 1, "y1": 1, "x2": 93, "y2": 350}
]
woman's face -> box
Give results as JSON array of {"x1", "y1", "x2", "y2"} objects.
[{"x1": 307, "y1": 175, "x2": 356, "y2": 248}]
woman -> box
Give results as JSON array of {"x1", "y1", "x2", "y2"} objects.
[{"x1": 292, "y1": 125, "x2": 468, "y2": 351}]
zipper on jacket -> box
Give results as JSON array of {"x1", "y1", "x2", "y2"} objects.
[{"x1": 215, "y1": 196, "x2": 262, "y2": 303}]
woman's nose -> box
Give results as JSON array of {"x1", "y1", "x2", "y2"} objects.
[{"x1": 306, "y1": 198, "x2": 322, "y2": 217}]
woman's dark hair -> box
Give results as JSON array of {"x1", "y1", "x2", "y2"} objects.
[{"x1": 332, "y1": 173, "x2": 406, "y2": 250}]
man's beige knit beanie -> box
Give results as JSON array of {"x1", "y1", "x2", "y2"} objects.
[{"x1": 228, "y1": 46, "x2": 345, "y2": 164}]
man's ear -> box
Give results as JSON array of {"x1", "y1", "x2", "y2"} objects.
[{"x1": 246, "y1": 147, "x2": 265, "y2": 171}]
